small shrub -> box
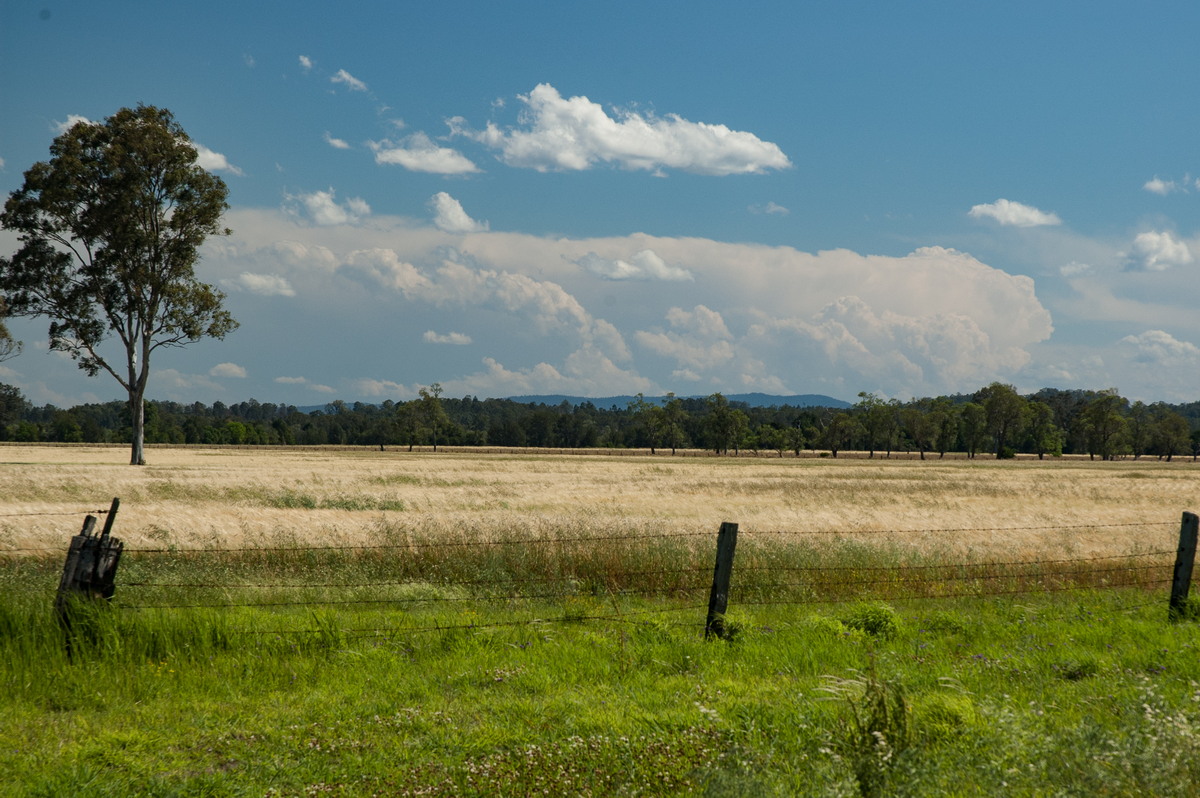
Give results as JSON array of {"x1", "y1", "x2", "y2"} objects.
[
  {"x1": 1052, "y1": 657, "x2": 1099, "y2": 681},
  {"x1": 841, "y1": 602, "x2": 900, "y2": 639},
  {"x1": 914, "y1": 692, "x2": 978, "y2": 743}
]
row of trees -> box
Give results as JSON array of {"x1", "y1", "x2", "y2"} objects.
[{"x1": 2, "y1": 382, "x2": 1198, "y2": 461}]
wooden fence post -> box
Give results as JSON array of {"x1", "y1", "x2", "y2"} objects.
[
  {"x1": 56, "y1": 498, "x2": 123, "y2": 648},
  {"x1": 1169, "y1": 511, "x2": 1199, "y2": 622},
  {"x1": 705, "y1": 521, "x2": 739, "y2": 640}
]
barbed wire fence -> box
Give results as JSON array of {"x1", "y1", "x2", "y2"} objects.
[{"x1": 6, "y1": 500, "x2": 1195, "y2": 645}]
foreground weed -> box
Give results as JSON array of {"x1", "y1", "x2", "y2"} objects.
[{"x1": 820, "y1": 666, "x2": 910, "y2": 798}]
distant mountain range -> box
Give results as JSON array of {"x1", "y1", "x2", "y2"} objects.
[{"x1": 505, "y1": 393, "x2": 851, "y2": 409}]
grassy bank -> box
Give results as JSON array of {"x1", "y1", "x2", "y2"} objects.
[{"x1": 3, "y1": 537, "x2": 1198, "y2": 796}]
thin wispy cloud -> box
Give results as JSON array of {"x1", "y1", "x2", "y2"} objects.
[
  {"x1": 323, "y1": 132, "x2": 351, "y2": 150},
  {"x1": 330, "y1": 68, "x2": 368, "y2": 92},
  {"x1": 424, "y1": 330, "x2": 472, "y2": 345}
]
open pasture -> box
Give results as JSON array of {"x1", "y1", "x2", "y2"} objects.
[
  {"x1": 4, "y1": 445, "x2": 1200, "y2": 796},
  {"x1": 0, "y1": 443, "x2": 1193, "y2": 558}
]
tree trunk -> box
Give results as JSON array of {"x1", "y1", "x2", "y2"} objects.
[{"x1": 129, "y1": 390, "x2": 146, "y2": 465}]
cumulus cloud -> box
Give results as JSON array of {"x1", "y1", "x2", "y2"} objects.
[
  {"x1": 424, "y1": 330, "x2": 472, "y2": 345},
  {"x1": 575, "y1": 249, "x2": 692, "y2": 281},
  {"x1": 209, "y1": 362, "x2": 247, "y2": 378},
  {"x1": 299, "y1": 55, "x2": 313, "y2": 71},
  {"x1": 286, "y1": 189, "x2": 370, "y2": 226},
  {"x1": 1119, "y1": 330, "x2": 1200, "y2": 365},
  {"x1": 221, "y1": 272, "x2": 296, "y2": 297},
  {"x1": 53, "y1": 114, "x2": 92, "y2": 134},
  {"x1": 1144, "y1": 177, "x2": 1180, "y2": 195},
  {"x1": 323, "y1": 132, "x2": 351, "y2": 150},
  {"x1": 330, "y1": 68, "x2": 367, "y2": 92},
  {"x1": 466, "y1": 83, "x2": 791, "y2": 175},
  {"x1": 370, "y1": 132, "x2": 479, "y2": 174},
  {"x1": 968, "y1": 199, "x2": 1062, "y2": 227},
  {"x1": 430, "y1": 192, "x2": 488, "y2": 233},
  {"x1": 194, "y1": 143, "x2": 243, "y2": 175},
  {"x1": 1130, "y1": 230, "x2": 1192, "y2": 271}
]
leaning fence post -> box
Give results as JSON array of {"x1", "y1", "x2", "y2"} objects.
[
  {"x1": 55, "y1": 498, "x2": 124, "y2": 653},
  {"x1": 1169, "y1": 511, "x2": 1199, "y2": 622},
  {"x1": 705, "y1": 521, "x2": 739, "y2": 640}
]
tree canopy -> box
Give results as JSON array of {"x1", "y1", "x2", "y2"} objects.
[{"x1": 0, "y1": 105, "x2": 237, "y2": 464}]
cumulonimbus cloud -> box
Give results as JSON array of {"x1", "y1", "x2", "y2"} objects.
[
  {"x1": 464, "y1": 83, "x2": 791, "y2": 176},
  {"x1": 575, "y1": 249, "x2": 692, "y2": 281}
]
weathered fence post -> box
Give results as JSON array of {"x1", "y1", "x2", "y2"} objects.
[
  {"x1": 705, "y1": 521, "x2": 739, "y2": 640},
  {"x1": 55, "y1": 498, "x2": 123, "y2": 651},
  {"x1": 1169, "y1": 511, "x2": 1199, "y2": 622}
]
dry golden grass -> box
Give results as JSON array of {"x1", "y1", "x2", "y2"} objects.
[{"x1": 0, "y1": 443, "x2": 1194, "y2": 559}]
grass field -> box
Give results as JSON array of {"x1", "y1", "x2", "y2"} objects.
[{"x1": 2, "y1": 445, "x2": 1199, "y2": 796}]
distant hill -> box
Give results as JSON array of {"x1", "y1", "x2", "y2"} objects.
[{"x1": 505, "y1": 393, "x2": 851, "y2": 409}]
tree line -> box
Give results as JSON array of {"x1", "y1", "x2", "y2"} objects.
[{"x1": 1, "y1": 381, "x2": 1198, "y2": 461}]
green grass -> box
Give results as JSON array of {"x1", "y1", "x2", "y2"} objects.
[{"x1": 3, "y1": 541, "x2": 1200, "y2": 796}]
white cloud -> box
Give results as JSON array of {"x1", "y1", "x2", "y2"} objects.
[
  {"x1": 0, "y1": 156, "x2": 5, "y2": 171},
  {"x1": 440, "y1": 353, "x2": 652, "y2": 399},
  {"x1": 323, "y1": 132, "x2": 351, "y2": 150},
  {"x1": 194, "y1": 143, "x2": 243, "y2": 176},
  {"x1": 468, "y1": 83, "x2": 791, "y2": 175},
  {"x1": 353, "y1": 378, "x2": 414, "y2": 398},
  {"x1": 209, "y1": 362, "x2": 247, "y2": 378},
  {"x1": 636, "y1": 305, "x2": 735, "y2": 369},
  {"x1": 1119, "y1": 330, "x2": 1200, "y2": 365},
  {"x1": 1130, "y1": 230, "x2": 1192, "y2": 271},
  {"x1": 968, "y1": 199, "x2": 1062, "y2": 227},
  {"x1": 331, "y1": 68, "x2": 367, "y2": 92},
  {"x1": 299, "y1": 55, "x2": 313, "y2": 71},
  {"x1": 1144, "y1": 177, "x2": 1180, "y2": 195},
  {"x1": 370, "y1": 132, "x2": 479, "y2": 174},
  {"x1": 1059, "y1": 261, "x2": 1092, "y2": 277},
  {"x1": 424, "y1": 330, "x2": 472, "y2": 345},
  {"x1": 430, "y1": 192, "x2": 488, "y2": 233},
  {"x1": 749, "y1": 202, "x2": 789, "y2": 215},
  {"x1": 53, "y1": 114, "x2": 92, "y2": 134},
  {"x1": 575, "y1": 249, "x2": 693, "y2": 281},
  {"x1": 274, "y1": 375, "x2": 336, "y2": 393},
  {"x1": 286, "y1": 189, "x2": 370, "y2": 226},
  {"x1": 221, "y1": 272, "x2": 296, "y2": 297},
  {"x1": 200, "y1": 208, "x2": 1057, "y2": 401}
]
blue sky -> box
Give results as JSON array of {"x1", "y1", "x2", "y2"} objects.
[{"x1": 2, "y1": 1, "x2": 1199, "y2": 407}]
